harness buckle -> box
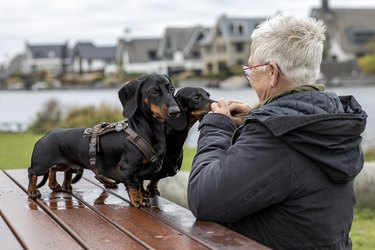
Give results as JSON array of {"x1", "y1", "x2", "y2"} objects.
[
  {"x1": 89, "y1": 143, "x2": 96, "y2": 157},
  {"x1": 150, "y1": 155, "x2": 162, "y2": 173}
]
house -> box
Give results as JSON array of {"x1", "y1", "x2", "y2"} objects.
[
  {"x1": 200, "y1": 15, "x2": 266, "y2": 75},
  {"x1": 156, "y1": 26, "x2": 208, "y2": 75},
  {"x1": 116, "y1": 26, "x2": 208, "y2": 76},
  {"x1": 72, "y1": 42, "x2": 116, "y2": 74},
  {"x1": 116, "y1": 38, "x2": 162, "y2": 74},
  {"x1": 5, "y1": 54, "x2": 27, "y2": 76},
  {"x1": 23, "y1": 42, "x2": 69, "y2": 76},
  {"x1": 311, "y1": 0, "x2": 375, "y2": 62}
]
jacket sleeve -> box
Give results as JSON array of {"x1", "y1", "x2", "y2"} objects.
[{"x1": 188, "y1": 113, "x2": 292, "y2": 222}]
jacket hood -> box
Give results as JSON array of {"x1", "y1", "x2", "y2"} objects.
[{"x1": 246, "y1": 90, "x2": 367, "y2": 183}]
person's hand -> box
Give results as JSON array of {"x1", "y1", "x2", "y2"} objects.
[
  {"x1": 228, "y1": 100, "x2": 251, "y2": 125},
  {"x1": 211, "y1": 99, "x2": 231, "y2": 117},
  {"x1": 211, "y1": 100, "x2": 251, "y2": 126}
]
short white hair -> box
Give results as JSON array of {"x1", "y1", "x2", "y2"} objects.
[{"x1": 251, "y1": 14, "x2": 326, "y2": 86}]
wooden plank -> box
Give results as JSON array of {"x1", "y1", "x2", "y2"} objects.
[
  {"x1": 69, "y1": 177, "x2": 208, "y2": 250},
  {"x1": 13, "y1": 169, "x2": 208, "y2": 249},
  {"x1": 0, "y1": 171, "x2": 83, "y2": 250},
  {"x1": 82, "y1": 171, "x2": 270, "y2": 250},
  {"x1": 5, "y1": 170, "x2": 147, "y2": 250},
  {"x1": 0, "y1": 212, "x2": 24, "y2": 250}
]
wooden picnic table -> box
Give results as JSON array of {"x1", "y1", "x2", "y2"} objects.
[{"x1": 0, "y1": 169, "x2": 269, "y2": 250}]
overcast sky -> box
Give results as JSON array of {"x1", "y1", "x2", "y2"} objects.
[{"x1": 1, "y1": 0, "x2": 375, "y2": 65}]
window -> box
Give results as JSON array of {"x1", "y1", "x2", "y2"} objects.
[
  {"x1": 351, "y1": 31, "x2": 375, "y2": 45},
  {"x1": 48, "y1": 51, "x2": 56, "y2": 58},
  {"x1": 230, "y1": 22, "x2": 245, "y2": 35},
  {"x1": 235, "y1": 43, "x2": 243, "y2": 52}
]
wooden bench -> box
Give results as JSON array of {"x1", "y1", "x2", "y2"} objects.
[{"x1": 0, "y1": 169, "x2": 269, "y2": 250}]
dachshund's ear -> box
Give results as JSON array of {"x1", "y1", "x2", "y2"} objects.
[
  {"x1": 166, "y1": 94, "x2": 187, "y2": 131},
  {"x1": 163, "y1": 74, "x2": 172, "y2": 83},
  {"x1": 118, "y1": 79, "x2": 142, "y2": 118}
]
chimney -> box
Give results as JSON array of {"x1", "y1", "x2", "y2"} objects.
[{"x1": 322, "y1": 0, "x2": 330, "y2": 13}]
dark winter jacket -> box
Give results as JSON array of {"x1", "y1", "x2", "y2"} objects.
[{"x1": 188, "y1": 87, "x2": 367, "y2": 250}]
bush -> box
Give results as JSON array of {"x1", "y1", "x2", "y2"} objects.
[
  {"x1": 29, "y1": 100, "x2": 62, "y2": 134},
  {"x1": 29, "y1": 100, "x2": 123, "y2": 133},
  {"x1": 63, "y1": 103, "x2": 123, "y2": 128}
]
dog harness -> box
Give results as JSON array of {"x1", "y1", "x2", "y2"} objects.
[{"x1": 84, "y1": 120, "x2": 163, "y2": 183}]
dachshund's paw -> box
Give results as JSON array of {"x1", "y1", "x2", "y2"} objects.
[
  {"x1": 28, "y1": 190, "x2": 41, "y2": 200},
  {"x1": 141, "y1": 188, "x2": 151, "y2": 198},
  {"x1": 49, "y1": 183, "x2": 63, "y2": 192},
  {"x1": 128, "y1": 188, "x2": 151, "y2": 208},
  {"x1": 147, "y1": 187, "x2": 160, "y2": 196},
  {"x1": 146, "y1": 182, "x2": 160, "y2": 196}
]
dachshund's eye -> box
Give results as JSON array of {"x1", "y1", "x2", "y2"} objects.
[
  {"x1": 168, "y1": 86, "x2": 175, "y2": 93},
  {"x1": 150, "y1": 88, "x2": 159, "y2": 96},
  {"x1": 193, "y1": 94, "x2": 201, "y2": 100}
]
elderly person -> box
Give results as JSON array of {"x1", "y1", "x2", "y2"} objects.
[{"x1": 188, "y1": 15, "x2": 367, "y2": 249}]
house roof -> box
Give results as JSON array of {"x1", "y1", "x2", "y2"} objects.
[
  {"x1": 73, "y1": 42, "x2": 116, "y2": 60},
  {"x1": 200, "y1": 15, "x2": 266, "y2": 45},
  {"x1": 120, "y1": 38, "x2": 160, "y2": 63},
  {"x1": 27, "y1": 43, "x2": 68, "y2": 59},
  {"x1": 311, "y1": 5, "x2": 375, "y2": 54},
  {"x1": 157, "y1": 26, "x2": 207, "y2": 59},
  {"x1": 7, "y1": 54, "x2": 26, "y2": 75}
]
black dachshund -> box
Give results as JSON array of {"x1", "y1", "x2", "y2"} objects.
[
  {"x1": 27, "y1": 74, "x2": 180, "y2": 207},
  {"x1": 144, "y1": 87, "x2": 214, "y2": 195},
  {"x1": 37, "y1": 87, "x2": 214, "y2": 197}
]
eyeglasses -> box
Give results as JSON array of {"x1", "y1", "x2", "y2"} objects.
[{"x1": 241, "y1": 62, "x2": 270, "y2": 81}]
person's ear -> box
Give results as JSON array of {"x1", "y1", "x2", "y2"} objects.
[{"x1": 268, "y1": 62, "x2": 280, "y2": 87}]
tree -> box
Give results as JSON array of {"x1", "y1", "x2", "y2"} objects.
[{"x1": 357, "y1": 39, "x2": 375, "y2": 74}]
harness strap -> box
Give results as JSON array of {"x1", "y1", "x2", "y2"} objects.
[
  {"x1": 88, "y1": 123, "x2": 117, "y2": 185},
  {"x1": 86, "y1": 120, "x2": 163, "y2": 179},
  {"x1": 89, "y1": 125, "x2": 99, "y2": 171},
  {"x1": 124, "y1": 126, "x2": 163, "y2": 173}
]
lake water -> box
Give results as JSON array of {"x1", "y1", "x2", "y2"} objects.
[{"x1": 0, "y1": 85, "x2": 374, "y2": 148}]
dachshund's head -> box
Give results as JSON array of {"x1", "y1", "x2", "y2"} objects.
[
  {"x1": 118, "y1": 74, "x2": 180, "y2": 122},
  {"x1": 168, "y1": 87, "x2": 214, "y2": 130}
]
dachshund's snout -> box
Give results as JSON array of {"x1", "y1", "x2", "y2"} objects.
[{"x1": 168, "y1": 105, "x2": 181, "y2": 117}]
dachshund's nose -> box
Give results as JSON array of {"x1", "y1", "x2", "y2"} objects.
[{"x1": 168, "y1": 106, "x2": 180, "y2": 117}]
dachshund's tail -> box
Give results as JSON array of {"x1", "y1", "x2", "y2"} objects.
[
  {"x1": 36, "y1": 172, "x2": 48, "y2": 188},
  {"x1": 71, "y1": 169, "x2": 83, "y2": 184}
]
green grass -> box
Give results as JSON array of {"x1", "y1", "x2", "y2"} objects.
[
  {"x1": 351, "y1": 208, "x2": 375, "y2": 249},
  {"x1": 1, "y1": 132, "x2": 375, "y2": 249},
  {"x1": 0, "y1": 132, "x2": 42, "y2": 170},
  {"x1": 181, "y1": 147, "x2": 197, "y2": 171}
]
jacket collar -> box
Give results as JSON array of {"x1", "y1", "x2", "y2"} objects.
[{"x1": 252, "y1": 84, "x2": 325, "y2": 111}]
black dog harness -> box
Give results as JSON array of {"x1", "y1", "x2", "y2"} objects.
[{"x1": 84, "y1": 120, "x2": 163, "y2": 183}]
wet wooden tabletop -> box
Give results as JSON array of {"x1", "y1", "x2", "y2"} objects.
[{"x1": 0, "y1": 169, "x2": 269, "y2": 250}]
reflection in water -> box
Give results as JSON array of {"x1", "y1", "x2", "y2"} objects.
[
  {"x1": 44, "y1": 194, "x2": 86, "y2": 210},
  {"x1": 94, "y1": 190, "x2": 109, "y2": 205},
  {"x1": 26, "y1": 189, "x2": 128, "y2": 210},
  {"x1": 75, "y1": 188, "x2": 125, "y2": 206},
  {"x1": 27, "y1": 199, "x2": 39, "y2": 210}
]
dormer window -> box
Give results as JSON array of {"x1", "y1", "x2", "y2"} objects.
[
  {"x1": 48, "y1": 51, "x2": 56, "y2": 58},
  {"x1": 230, "y1": 22, "x2": 245, "y2": 36}
]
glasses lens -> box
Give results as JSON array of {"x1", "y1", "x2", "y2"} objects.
[
  {"x1": 245, "y1": 69, "x2": 250, "y2": 81},
  {"x1": 242, "y1": 66, "x2": 250, "y2": 81}
]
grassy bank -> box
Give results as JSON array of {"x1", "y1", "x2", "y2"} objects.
[
  {"x1": 0, "y1": 132, "x2": 374, "y2": 249},
  {"x1": 0, "y1": 132, "x2": 42, "y2": 170},
  {"x1": 0, "y1": 132, "x2": 196, "y2": 171}
]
